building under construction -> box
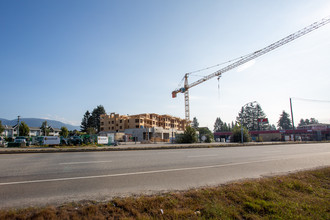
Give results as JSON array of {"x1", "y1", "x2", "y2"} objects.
[{"x1": 100, "y1": 113, "x2": 188, "y2": 142}]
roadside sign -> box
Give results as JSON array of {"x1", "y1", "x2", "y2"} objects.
[{"x1": 258, "y1": 118, "x2": 268, "y2": 123}]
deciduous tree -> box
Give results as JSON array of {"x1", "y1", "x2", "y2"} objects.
[
  {"x1": 60, "y1": 126, "x2": 69, "y2": 138},
  {"x1": 231, "y1": 124, "x2": 251, "y2": 143},
  {"x1": 198, "y1": 127, "x2": 214, "y2": 143}
]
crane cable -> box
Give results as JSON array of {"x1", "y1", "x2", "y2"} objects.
[
  {"x1": 175, "y1": 51, "x2": 257, "y2": 90},
  {"x1": 187, "y1": 50, "x2": 257, "y2": 75}
]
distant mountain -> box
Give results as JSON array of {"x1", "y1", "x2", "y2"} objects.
[{"x1": 0, "y1": 118, "x2": 80, "y2": 131}]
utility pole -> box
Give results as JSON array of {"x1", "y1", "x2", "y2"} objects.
[
  {"x1": 290, "y1": 98, "x2": 295, "y2": 141},
  {"x1": 17, "y1": 116, "x2": 20, "y2": 137}
]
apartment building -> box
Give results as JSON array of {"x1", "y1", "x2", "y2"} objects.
[{"x1": 100, "y1": 112, "x2": 187, "y2": 132}]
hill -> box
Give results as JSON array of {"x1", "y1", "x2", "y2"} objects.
[{"x1": 0, "y1": 118, "x2": 80, "y2": 131}]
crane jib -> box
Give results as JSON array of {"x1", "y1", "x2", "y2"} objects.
[
  {"x1": 172, "y1": 15, "x2": 330, "y2": 121},
  {"x1": 187, "y1": 16, "x2": 330, "y2": 90}
]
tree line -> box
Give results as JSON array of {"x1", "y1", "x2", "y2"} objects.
[
  {"x1": 185, "y1": 101, "x2": 320, "y2": 143},
  {"x1": 0, "y1": 102, "x2": 320, "y2": 141},
  {"x1": 0, "y1": 105, "x2": 106, "y2": 138},
  {"x1": 210, "y1": 102, "x2": 319, "y2": 132}
]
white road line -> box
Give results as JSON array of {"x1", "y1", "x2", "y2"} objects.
[
  {"x1": 59, "y1": 161, "x2": 113, "y2": 165},
  {"x1": 187, "y1": 155, "x2": 217, "y2": 158},
  {"x1": 1, "y1": 152, "x2": 329, "y2": 186}
]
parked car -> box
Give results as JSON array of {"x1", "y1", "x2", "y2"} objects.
[
  {"x1": 68, "y1": 136, "x2": 83, "y2": 145},
  {"x1": 60, "y1": 137, "x2": 69, "y2": 145}
]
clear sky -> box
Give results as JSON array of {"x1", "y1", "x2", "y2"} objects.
[{"x1": 1, "y1": 0, "x2": 330, "y2": 129}]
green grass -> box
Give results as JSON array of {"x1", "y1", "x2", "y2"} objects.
[{"x1": 0, "y1": 167, "x2": 329, "y2": 219}]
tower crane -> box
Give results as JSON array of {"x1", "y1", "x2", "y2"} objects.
[{"x1": 172, "y1": 16, "x2": 330, "y2": 122}]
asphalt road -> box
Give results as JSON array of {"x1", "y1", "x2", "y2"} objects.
[{"x1": 0, "y1": 143, "x2": 329, "y2": 209}]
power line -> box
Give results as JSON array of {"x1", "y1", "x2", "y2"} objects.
[{"x1": 291, "y1": 97, "x2": 330, "y2": 103}]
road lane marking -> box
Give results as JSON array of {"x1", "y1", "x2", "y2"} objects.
[
  {"x1": 59, "y1": 161, "x2": 113, "y2": 165},
  {"x1": 187, "y1": 155, "x2": 217, "y2": 158},
  {"x1": 1, "y1": 160, "x2": 264, "y2": 186},
  {"x1": 1, "y1": 152, "x2": 329, "y2": 186}
]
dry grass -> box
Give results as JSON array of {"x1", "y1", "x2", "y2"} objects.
[{"x1": 1, "y1": 167, "x2": 329, "y2": 219}]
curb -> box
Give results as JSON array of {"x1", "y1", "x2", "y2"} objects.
[{"x1": 0, "y1": 141, "x2": 328, "y2": 154}]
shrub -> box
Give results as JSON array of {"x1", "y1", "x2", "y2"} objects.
[
  {"x1": 176, "y1": 126, "x2": 197, "y2": 143},
  {"x1": 231, "y1": 124, "x2": 251, "y2": 143}
]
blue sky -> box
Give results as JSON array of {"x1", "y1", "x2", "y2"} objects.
[{"x1": 1, "y1": 0, "x2": 330, "y2": 129}]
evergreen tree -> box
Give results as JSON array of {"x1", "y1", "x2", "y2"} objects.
[
  {"x1": 305, "y1": 119, "x2": 310, "y2": 125},
  {"x1": 91, "y1": 105, "x2": 106, "y2": 133},
  {"x1": 19, "y1": 122, "x2": 30, "y2": 136},
  {"x1": 213, "y1": 117, "x2": 223, "y2": 132},
  {"x1": 277, "y1": 111, "x2": 292, "y2": 130},
  {"x1": 192, "y1": 117, "x2": 199, "y2": 129},
  {"x1": 86, "y1": 127, "x2": 96, "y2": 135},
  {"x1": 298, "y1": 118, "x2": 319, "y2": 127},
  {"x1": 298, "y1": 119, "x2": 306, "y2": 127},
  {"x1": 81, "y1": 110, "x2": 92, "y2": 132},
  {"x1": 0, "y1": 120, "x2": 4, "y2": 135},
  {"x1": 223, "y1": 122, "x2": 229, "y2": 131},
  {"x1": 81, "y1": 105, "x2": 106, "y2": 133},
  {"x1": 309, "y1": 118, "x2": 319, "y2": 124},
  {"x1": 236, "y1": 102, "x2": 268, "y2": 131},
  {"x1": 269, "y1": 124, "x2": 277, "y2": 130},
  {"x1": 214, "y1": 118, "x2": 235, "y2": 132},
  {"x1": 40, "y1": 121, "x2": 50, "y2": 136}
]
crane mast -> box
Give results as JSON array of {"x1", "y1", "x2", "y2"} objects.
[{"x1": 172, "y1": 16, "x2": 330, "y2": 122}]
